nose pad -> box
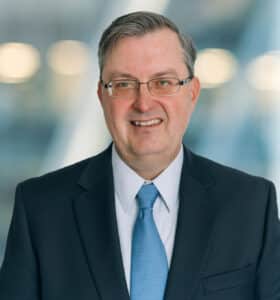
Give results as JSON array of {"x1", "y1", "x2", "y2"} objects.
[{"x1": 137, "y1": 82, "x2": 150, "y2": 95}]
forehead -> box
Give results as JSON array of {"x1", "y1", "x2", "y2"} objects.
[{"x1": 102, "y1": 28, "x2": 187, "y2": 78}]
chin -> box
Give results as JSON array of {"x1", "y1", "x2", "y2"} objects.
[{"x1": 130, "y1": 144, "x2": 170, "y2": 158}]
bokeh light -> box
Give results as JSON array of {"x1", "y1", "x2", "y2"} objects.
[
  {"x1": 47, "y1": 40, "x2": 91, "y2": 76},
  {"x1": 246, "y1": 51, "x2": 280, "y2": 92},
  {"x1": 195, "y1": 48, "x2": 238, "y2": 88},
  {"x1": 0, "y1": 43, "x2": 40, "y2": 84}
]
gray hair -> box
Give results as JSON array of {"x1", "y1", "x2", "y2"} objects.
[{"x1": 98, "y1": 11, "x2": 196, "y2": 78}]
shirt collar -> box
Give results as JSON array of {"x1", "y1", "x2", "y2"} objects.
[
  {"x1": 112, "y1": 145, "x2": 184, "y2": 214},
  {"x1": 153, "y1": 146, "x2": 183, "y2": 212}
]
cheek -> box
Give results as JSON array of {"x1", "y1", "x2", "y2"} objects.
[
  {"x1": 103, "y1": 102, "x2": 129, "y2": 131},
  {"x1": 171, "y1": 103, "x2": 194, "y2": 136},
  {"x1": 101, "y1": 102, "x2": 117, "y2": 134},
  {"x1": 167, "y1": 101, "x2": 190, "y2": 125}
]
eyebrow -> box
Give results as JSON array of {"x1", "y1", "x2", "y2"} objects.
[
  {"x1": 107, "y1": 68, "x2": 180, "y2": 80},
  {"x1": 109, "y1": 72, "x2": 136, "y2": 79},
  {"x1": 151, "y1": 69, "x2": 179, "y2": 77}
]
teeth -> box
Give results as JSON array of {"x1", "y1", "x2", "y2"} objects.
[{"x1": 132, "y1": 119, "x2": 161, "y2": 127}]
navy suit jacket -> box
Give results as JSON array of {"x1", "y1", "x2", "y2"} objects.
[{"x1": 0, "y1": 145, "x2": 280, "y2": 300}]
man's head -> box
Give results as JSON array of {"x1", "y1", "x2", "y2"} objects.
[
  {"x1": 97, "y1": 11, "x2": 200, "y2": 179},
  {"x1": 98, "y1": 11, "x2": 196, "y2": 78}
]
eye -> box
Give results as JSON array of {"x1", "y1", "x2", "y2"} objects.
[
  {"x1": 114, "y1": 80, "x2": 135, "y2": 89},
  {"x1": 158, "y1": 79, "x2": 171, "y2": 86},
  {"x1": 153, "y1": 78, "x2": 175, "y2": 88}
]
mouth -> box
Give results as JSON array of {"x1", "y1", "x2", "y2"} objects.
[{"x1": 130, "y1": 118, "x2": 163, "y2": 127}]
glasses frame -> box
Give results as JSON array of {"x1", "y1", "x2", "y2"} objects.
[{"x1": 101, "y1": 76, "x2": 193, "y2": 97}]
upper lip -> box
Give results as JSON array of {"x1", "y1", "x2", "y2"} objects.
[{"x1": 130, "y1": 117, "x2": 163, "y2": 122}]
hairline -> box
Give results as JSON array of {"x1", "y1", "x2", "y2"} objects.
[{"x1": 101, "y1": 27, "x2": 187, "y2": 78}]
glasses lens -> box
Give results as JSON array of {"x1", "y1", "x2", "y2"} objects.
[
  {"x1": 149, "y1": 78, "x2": 179, "y2": 96},
  {"x1": 110, "y1": 80, "x2": 137, "y2": 97}
]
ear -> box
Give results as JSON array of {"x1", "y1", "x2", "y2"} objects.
[
  {"x1": 190, "y1": 76, "x2": 201, "y2": 104},
  {"x1": 97, "y1": 81, "x2": 104, "y2": 105}
]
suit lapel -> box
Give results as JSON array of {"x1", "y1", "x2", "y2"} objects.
[
  {"x1": 73, "y1": 147, "x2": 130, "y2": 300},
  {"x1": 164, "y1": 147, "x2": 217, "y2": 300}
]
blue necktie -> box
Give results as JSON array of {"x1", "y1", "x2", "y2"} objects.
[{"x1": 130, "y1": 183, "x2": 168, "y2": 300}]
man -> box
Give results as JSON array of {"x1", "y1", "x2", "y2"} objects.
[{"x1": 0, "y1": 11, "x2": 279, "y2": 300}]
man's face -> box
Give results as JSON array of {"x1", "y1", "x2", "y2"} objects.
[{"x1": 98, "y1": 28, "x2": 200, "y2": 165}]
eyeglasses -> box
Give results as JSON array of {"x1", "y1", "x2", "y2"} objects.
[{"x1": 101, "y1": 76, "x2": 193, "y2": 98}]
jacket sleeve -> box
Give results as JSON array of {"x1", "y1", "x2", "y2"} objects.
[
  {"x1": 256, "y1": 182, "x2": 280, "y2": 299},
  {"x1": 0, "y1": 183, "x2": 39, "y2": 299}
]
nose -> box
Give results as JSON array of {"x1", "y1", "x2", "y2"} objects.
[{"x1": 132, "y1": 83, "x2": 153, "y2": 112}]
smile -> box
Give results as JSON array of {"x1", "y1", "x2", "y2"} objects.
[{"x1": 131, "y1": 118, "x2": 162, "y2": 127}]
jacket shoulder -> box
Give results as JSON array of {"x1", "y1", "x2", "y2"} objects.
[
  {"x1": 188, "y1": 149, "x2": 272, "y2": 190},
  {"x1": 16, "y1": 147, "x2": 111, "y2": 201}
]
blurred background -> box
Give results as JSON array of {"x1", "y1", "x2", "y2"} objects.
[{"x1": 0, "y1": 0, "x2": 279, "y2": 264}]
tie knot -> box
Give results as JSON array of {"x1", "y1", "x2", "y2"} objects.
[{"x1": 136, "y1": 183, "x2": 159, "y2": 209}]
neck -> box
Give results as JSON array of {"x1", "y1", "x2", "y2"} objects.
[{"x1": 115, "y1": 145, "x2": 182, "y2": 180}]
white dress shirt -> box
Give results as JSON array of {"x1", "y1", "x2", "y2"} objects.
[{"x1": 112, "y1": 145, "x2": 184, "y2": 291}]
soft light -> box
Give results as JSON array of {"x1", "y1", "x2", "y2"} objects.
[
  {"x1": 126, "y1": 0, "x2": 168, "y2": 13},
  {"x1": 195, "y1": 48, "x2": 238, "y2": 88},
  {"x1": 246, "y1": 51, "x2": 280, "y2": 92},
  {"x1": 47, "y1": 40, "x2": 90, "y2": 76},
  {"x1": 0, "y1": 43, "x2": 40, "y2": 83}
]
